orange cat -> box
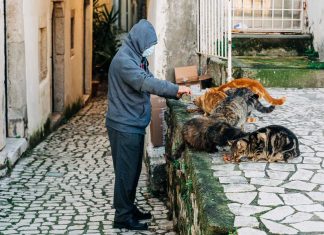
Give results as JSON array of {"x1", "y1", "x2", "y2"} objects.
[
  {"x1": 216, "y1": 78, "x2": 286, "y2": 106},
  {"x1": 193, "y1": 90, "x2": 227, "y2": 115}
]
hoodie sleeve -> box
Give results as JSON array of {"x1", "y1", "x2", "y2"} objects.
[{"x1": 119, "y1": 59, "x2": 179, "y2": 99}]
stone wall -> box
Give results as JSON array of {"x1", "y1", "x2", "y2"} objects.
[
  {"x1": 147, "y1": 0, "x2": 199, "y2": 82},
  {"x1": 165, "y1": 99, "x2": 235, "y2": 235},
  {"x1": 6, "y1": 0, "x2": 27, "y2": 138},
  {"x1": 307, "y1": 1, "x2": 324, "y2": 62}
]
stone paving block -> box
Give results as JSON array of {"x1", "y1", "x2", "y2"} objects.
[
  {"x1": 268, "y1": 163, "x2": 296, "y2": 172},
  {"x1": 282, "y1": 180, "x2": 317, "y2": 191},
  {"x1": 228, "y1": 203, "x2": 271, "y2": 216},
  {"x1": 298, "y1": 164, "x2": 321, "y2": 170},
  {"x1": 258, "y1": 186, "x2": 285, "y2": 194},
  {"x1": 234, "y1": 216, "x2": 259, "y2": 228},
  {"x1": 310, "y1": 173, "x2": 324, "y2": 184},
  {"x1": 291, "y1": 221, "x2": 324, "y2": 233},
  {"x1": 294, "y1": 204, "x2": 324, "y2": 212},
  {"x1": 244, "y1": 171, "x2": 265, "y2": 178},
  {"x1": 266, "y1": 170, "x2": 290, "y2": 180},
  {"x1": 226, "y1": 192, "x2": 257, "y2": 204},
  {"x1": 289, "y1": 169, "x2": 314, "y2": 181},
  {"x1": 223, "y1": 184, "x2": 256, "y2": 193},
  {"x1": 306, "y1": 192, "x2": 324, "y2": 202},
  {"x1": 261, "y1": 206, "x2": 295, "y2": 221},
  {"x1": 237, "y1": 227, "x2": 267, "y2": 235},
  {"x1": 261, "y1": 219, "x2": 298, "y2": 234},
  {"x1": 218, "y1": 176, "x2": 248, "y2": 184},
  {"x1": 239, "y1": 163, "x2": 267, "y2": 171},
  {"x1": 282, "y1": 212, "x2": 313, "y2": 223},
  {"x1": 213, "y1": 170, "x2": 242, "y2": 177},
  {"x1": 280, "y1": 193, "x2": 313, "y2": 205},
  {"x1": 250, "y1": 178, "x2": 283, "y2": 187},
  {"x1": 258, "y1": 192, "x2": 284, "y2": 206}
]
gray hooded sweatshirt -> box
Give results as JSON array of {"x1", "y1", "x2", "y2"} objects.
[{"x1": 106, "y1": 19, "x2": 179, "y2": 134}]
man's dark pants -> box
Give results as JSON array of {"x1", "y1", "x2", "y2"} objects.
[{"x1": 107, "y1": 127, "x2": 144, "y2": 222}]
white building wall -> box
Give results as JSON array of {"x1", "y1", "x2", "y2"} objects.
[
  {"x1": 63, "y1": 0, "x2": 85, "y2": 106},
  {"x1": 147, "y1": 0, "x2": 168, "y2": 81},
  {"x1": 0, "y1": 0, "x2": 5, "y2": 150},
  {"x1": 23, "y1": 0, "x2": 52, "y2": 136},
  {"x1": 307, "y1": 1, "x2": 324, "y2": 61}
]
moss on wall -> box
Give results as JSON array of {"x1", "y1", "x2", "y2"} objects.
[{"x1": 166, "y1": 99, "x2": 235, "y2": 235}]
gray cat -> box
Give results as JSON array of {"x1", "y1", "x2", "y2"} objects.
[{"x1": 210, "y1": 88, "x2": 275, "y2": 128}]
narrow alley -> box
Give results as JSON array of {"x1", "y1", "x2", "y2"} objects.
[{"x1": 0, "y1": 96, "x2": 175, "y2": 235}]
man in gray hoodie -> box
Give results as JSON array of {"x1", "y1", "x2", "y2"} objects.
[{"x1": 106, "y1": 19, "x2": 191, "y2": 230}]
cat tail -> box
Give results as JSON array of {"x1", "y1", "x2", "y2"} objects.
[
  {"x1": 253, "y1": 98, "x2": 276, "y2": 113},
  {"x1": 171, "y1": 142, "x2": 186, "y2": 160},
  {"x1": 260, "y1": 89, "x2": 286, "y2": 105}
]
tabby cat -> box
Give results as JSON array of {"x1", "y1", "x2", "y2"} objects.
[
  {"x1": 193, "y1": 90, "x2": 227, "y2": 115},
  {"x1": 193, "y1": 78, "x2": 284, "y2": 115},
  {"x1": 210, "y1": 88, "x2": 275, "y2": 128},
  {"x1": 228, "y1": 125, "x2": 300, "y2": 162},
  {"x1": 216, "y1": 78, "x2": 286, "y2": 106}
]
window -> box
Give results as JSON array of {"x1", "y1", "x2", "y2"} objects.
[
  {"x1": 39, "y1": 27, "x2": 47, "y2": 81},
  {"x1": 71, "y1": 10, "x2": 75, "y2": 55}
]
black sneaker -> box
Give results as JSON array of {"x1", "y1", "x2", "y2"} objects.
[
  {"x1": 113, "y1": 217, "x2": 148, "y2": 230},
  {"x1": 133, "y1": 209, "x2": 152, "y2": 220}
]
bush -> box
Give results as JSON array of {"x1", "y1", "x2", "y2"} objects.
[{"x1": 93, "y1": 0, "x2": 120, "y2": 76}]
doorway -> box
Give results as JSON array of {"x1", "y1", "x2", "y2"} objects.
[
  {"x1": 52, "y1": 2, "x2": 65, "y2": 113},
  {"x1": 83, "y1": 0, "x2": 91, "y2": 95}
]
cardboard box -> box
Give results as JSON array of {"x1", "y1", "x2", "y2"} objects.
[
  {"x1": 150, "y1": 95, "x2": 167, "y2": 147},
  {"x1": 174, "y1": 65, "x2": 212, "y2": 93},
  {"x1": 175, "y1": 65, "x2": 199, "y2": 84}
]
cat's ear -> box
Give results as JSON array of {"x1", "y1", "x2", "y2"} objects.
[
  {"x1": 228, "y1": 140, "x2": 235, "y2": 146},
  {"x1": 193, "y1": 97, "x2": 201, "y2": 106},
  {"x1": 236, "y1": 140, "x2": 247, "y2": 150},
  {"x1": 253, "y1": 94, "x2": 259, "y2": 99},
  {"x1": 257, "y1": 132, "x2": 267, "y2": 141}
]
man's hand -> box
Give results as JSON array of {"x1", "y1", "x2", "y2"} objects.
[{"x1": 177, "y1": 85, "x2": 192, "y2": 98}]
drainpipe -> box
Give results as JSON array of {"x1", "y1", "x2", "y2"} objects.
[{"x1": 3, "y1": 0, "x2": 8, "y2": 136}]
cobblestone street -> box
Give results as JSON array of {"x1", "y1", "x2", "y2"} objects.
[
  {"x1": 211, "y1": 88, "x2": 324, "y2": 234},
  {"x1": 0, "y1": 96, "x2": 175, "y2": 235}
]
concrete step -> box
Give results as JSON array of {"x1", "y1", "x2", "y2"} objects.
[
  {"x1": 0, "y1": 138, "x2": 28, "y2": 178},
  {"x1": 233, "y1": 56, "x2": 324, "y2": 88},
  {"x1": 232, "y1": 35, "x2": 313, "y2": 57}
]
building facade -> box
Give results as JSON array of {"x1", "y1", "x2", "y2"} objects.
[{"x1": 0, "y1": 0, "x2": 93, "y2": 163}]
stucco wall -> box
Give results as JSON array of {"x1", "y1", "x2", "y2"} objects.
[
  {"x1": 6, "y1": 0, "x2": 27, "y2": 138},
  {"x1": 147, "y1": 0, "x2": 198, "y2": 82},
  {"x1": 307, "y1": 1, "x2": 324, "y2": 61},
  {"x1": 63, "y1": 0, "x2": 86, "y2": 106},
  {"x1": 23, "y1": 0, "x2": 52, "y2": 136},
  {"x1": 0, "y1": 0, "x2": 5, "y2": 150}
]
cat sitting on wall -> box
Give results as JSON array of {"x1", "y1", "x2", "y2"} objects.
[
  {"x1": 210, "y1": 88, "x2": 275, "y2": 129},
  {"x1": 193, "y1": 77, "x2": 285, "y2": 115}
]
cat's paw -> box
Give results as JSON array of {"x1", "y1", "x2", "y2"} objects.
[
  {"x1": 246, "y1": 117, "x2": 257, "y2": 123},
  {"x1": 223, "y1": 154, "x2": 233, "y2": 163}
]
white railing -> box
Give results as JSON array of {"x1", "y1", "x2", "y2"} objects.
[
  {"x1": 233, "y1": 0, "x2": 304, "y2": 32},
  {"x1": 197, "y1": 0, "x2": 233, "y2": 80},
  {"x1": 197, "y1": 0, "x2": 305, "y2": 81}
]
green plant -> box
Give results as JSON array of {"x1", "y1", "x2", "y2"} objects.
[{"x1": 93, "y1": 0, "x2": 121, "y2": 74}]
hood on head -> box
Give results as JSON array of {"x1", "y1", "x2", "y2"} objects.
[{"x1": 126, "y1": 19, "x2": 157, "y2": 56}]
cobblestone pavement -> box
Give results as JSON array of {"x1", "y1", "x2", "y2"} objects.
[
  {"x1": 0, "y1": 96, "x2": 176, "y2": 235},
  {"x1": 211, "y1": 88, "x2": 324, "y2": 234}
]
